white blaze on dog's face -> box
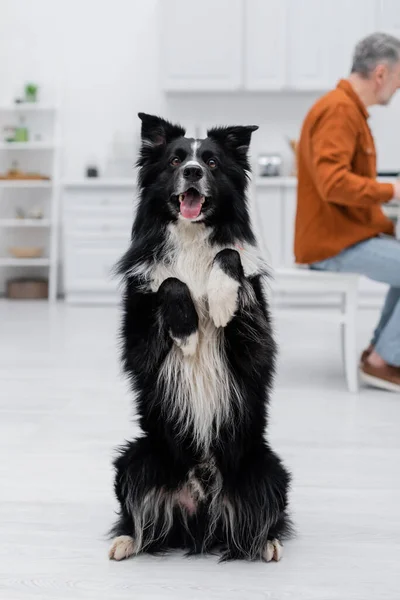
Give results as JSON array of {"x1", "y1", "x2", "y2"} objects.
[
  {"x1": 137, "y1": 113, "x2": 258, "y2": 225},
  {"x1": 169, "y1": 136, "x2": 219, "y2": 222}
]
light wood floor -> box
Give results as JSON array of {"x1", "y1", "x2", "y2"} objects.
[{"x1": 1, "y1": 300, "x2": 399, "y2": 599}]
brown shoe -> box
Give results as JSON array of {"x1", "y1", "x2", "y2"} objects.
[
  {"x1": 360, "y1": 344, "x2": 374, "y2": 366},
  {"x1": 361, "y1": 361, "x2": 400, "y2": 392}
]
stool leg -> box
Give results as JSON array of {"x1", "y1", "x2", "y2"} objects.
[{"x1": 342, "y1": 287, "x2": 359, "y2": 393}]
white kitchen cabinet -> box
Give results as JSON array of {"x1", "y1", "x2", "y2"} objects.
[
  {"x1": 286, "y1": 0, "x2": 331, "y2": 90},
  {"x1": 253, "y1": 0, "x2": 375, "y2": 92},
  {"x1": 253, "y1": 183, "x2": 284, "y2": 269},
  {"x1": 286, "y1": 0, "x2": 375, "y2": 90},
  {"x1": 282, "y1": 185, "x2": 297, "y2": 266},
  {"x1": 244, "y1": 0, "x2": 288, "y2": 91},
  {"x1": 376, "y1": 0, "x2": 400, "y2": 35},
  {"x1": 64, "y1": 235, "x2": 129, "y2": 294},
  {"x1": 160, "y1": 0, "x2": 385, "y2": 93},
  {"x1": 62, "y1": 181, "x2": 135, "y2": 304},
  {"x1": 160, "y1": 0, "x2": 243, "y2": 91},
  {"x1": 254, "y1": 178, "x2": 393, "y2": 306},
  {"x1": 326, "y1": 0, "x2": 376, "y2": 85}
]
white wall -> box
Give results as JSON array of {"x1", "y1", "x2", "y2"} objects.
[
  {"x1": 166, "y1": 92, "x2": 320, "y2": 176},
  {"x1": 167, "y1": 92, "x2": 400, "y2": 175},
  {"x1": 0, "y1": 0, "x2": 163, "y2": 178},
  {"x1": 370, "y1": 95, "x2": 400, "y2": 173}
]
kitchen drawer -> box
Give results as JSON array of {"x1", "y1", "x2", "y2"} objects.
[
  {"x1": 65, "y1": 215, "x2": 132, "y2": 236},
  {"x1": 65, "y1": 205, "x2": 134, "y2": 220},
  {"x1": 64, "y1": 237, "x2": 129, "y2": 292},
  {"x1": 64, "y1": 189, "x2": 134, "y2": 212}
]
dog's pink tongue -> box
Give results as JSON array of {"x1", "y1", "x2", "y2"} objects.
[{"x1": 180, "y1": 192, "x2": 202, "y2": 219}]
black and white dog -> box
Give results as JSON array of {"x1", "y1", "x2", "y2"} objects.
[{"x1": 109, "y1": 113, "x2": 292, "y2": 562}]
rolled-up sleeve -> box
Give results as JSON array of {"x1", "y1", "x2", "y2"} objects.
[{"x1": 311, "y1": 105, "x2": 394, "y2": 207}]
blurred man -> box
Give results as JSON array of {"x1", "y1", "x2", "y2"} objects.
[{"x1": 295, "y1": 33, "x2": 400, "y2": 392}]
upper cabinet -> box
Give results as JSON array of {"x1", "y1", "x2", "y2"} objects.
[
  {"x1": 244, "y1": 0, "x2": 287, "y2": 91},
  {"x1": 376, "y1": 0, "x2": 400, "y2": 35},
  {"x1": 160, "y1": 0, "x2": 243, "y2": 91},
  {"x1": 286, "y1": 0, "x2": 332, "y2": 90},
  {"x1": 161, "y1": 1, "x2": 388, "y2": 93},
  {"x1": 325, "y1": 0, "x2": 376, "y2": 86}
]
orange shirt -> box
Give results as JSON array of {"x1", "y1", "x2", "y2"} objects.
[{"x1": 294, "y1": 79, "x2": 395, "y2": 264}]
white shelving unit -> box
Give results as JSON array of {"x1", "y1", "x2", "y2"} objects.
[
  {"x1": 0, "y1": 104, "x2": 61, "y2": 301},
  {"x1": 62, "y1": 179, "x2": 136, "y2": 304}
]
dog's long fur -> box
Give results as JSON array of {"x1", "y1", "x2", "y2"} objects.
[{"x1": 109, "y1": 113, "x2": 292, "y2": 561}]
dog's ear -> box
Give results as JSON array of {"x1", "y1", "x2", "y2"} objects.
[
  {"x1": 207, "y1": 125, "x2": 258, "y2": 158},
  {"x1": 138, "y1": 113, "x2": 185, "y2": 148}
]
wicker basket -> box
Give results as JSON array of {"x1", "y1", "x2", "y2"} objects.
[
  {"x1": 6, "y1": 278, "x2": 49, "y2": 299},
  {"x1": 8, "y1": 246, "x2": 43, "y2": 259}
]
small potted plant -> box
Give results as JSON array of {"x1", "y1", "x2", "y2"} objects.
[{"x1": 24, "y1": 83, "x2": 39, "y2": 103}]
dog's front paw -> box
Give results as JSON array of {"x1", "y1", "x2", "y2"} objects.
[
  {"x1": 207, "y1": 264, "x2": 240, "y2": 328},
  {"x1": 109, "y1": 535, "x2": 136, "y2": 561}
]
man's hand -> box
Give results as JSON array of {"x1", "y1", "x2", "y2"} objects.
[{"x1": 392, "y1": 180, "x2": 400, "y2": 200}]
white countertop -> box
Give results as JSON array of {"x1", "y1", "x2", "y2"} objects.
[
  {"x1": 254, "y1": 176, "x2": 297, "y2": 187},
  {"x1": 62, "y1": 176, "x2": 397, "y2": 190},
  {"x1": 254, "y1": 176, "x2": 398, "y2": 187},
  {"x1": 63, "y1": 178, "x2": 136, "y2": 188}
]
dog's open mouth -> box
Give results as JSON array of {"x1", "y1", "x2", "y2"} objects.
[{"x1": 178, "y1": 188, "x2": 206, "y2": 219}]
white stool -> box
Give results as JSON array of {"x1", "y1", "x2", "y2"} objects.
[{"x1": 271, "y1": 267, "x2": 360, "y2": 393}]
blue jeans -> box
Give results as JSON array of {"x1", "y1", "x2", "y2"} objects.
[{"x1": 310, "y1": 235, "x2": 400, "y2": 367}]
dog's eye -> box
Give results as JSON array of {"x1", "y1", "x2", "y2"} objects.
[
  {"x1": 207, "y1": 158, "x2": 217, "y2": 169},
  {"x1": 170, "y1": 157, "x2": 181, "y2": 167}
]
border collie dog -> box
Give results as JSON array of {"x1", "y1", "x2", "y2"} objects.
[{"x1": 109, "y1": 113, "x2": 292, "y2": 562}]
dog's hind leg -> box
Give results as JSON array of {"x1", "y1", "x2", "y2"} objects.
[
  {"x1": 158, "y1": 277, "x2": 199, "y2": 356},
  {"x1": 109, "y1": 437, "x2": 193, "y2": 560},
  {"x1": 216, "y1": 444, "x2": 292, "y2": 562},
  {"x1": 109, "y1": 534, "x2": 136, "y2": 561}
]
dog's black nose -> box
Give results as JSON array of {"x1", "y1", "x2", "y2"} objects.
[{"x1": 183, "y1": 165, "x2": 203, "y2": 181}]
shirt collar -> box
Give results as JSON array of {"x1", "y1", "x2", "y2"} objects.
[{"x1": 337, "y1": 79, "x2": 370, "y2": 119}]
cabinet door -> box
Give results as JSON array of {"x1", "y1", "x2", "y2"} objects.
[
  {"x1": 287, "y1": 0, "x2": 375, "y2": 91},
  {"x1": 253, "y1": 185, "x2": 284, "y2": 268},
  {"x1": 287, "y1": 0, "x2": 331, "y2": 90},
  {"x1": 326, "y1": 0, "x2": 376, "y2": 86},
  {"x1": 244, "y1": 0, "x2": 287, "y2": 90},
  {"x1": 282, "y1": 186, "x2": 297, "y2": 266},
  {"x1": 376, "y1": 0, "x2": 400, "y2": 35},
  {"x1": 64, "y1": 235, "x2": 128, "y2": 293},
  {"x1": 160, "y1": 0, "x2": 243, "y2": 91}
]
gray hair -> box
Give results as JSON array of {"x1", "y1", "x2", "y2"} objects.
[{"x1": 351, "y1": 32, "x2": 400, "y2": 77}]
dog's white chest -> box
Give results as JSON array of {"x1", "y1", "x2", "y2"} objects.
[
  {"x1": 147, "y1": 221, "x2": 262, "y2": 302},
  {"x1": 150, "y1": 221, "x2": 216, "y2": 301}
]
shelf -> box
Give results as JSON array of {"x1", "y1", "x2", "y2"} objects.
[
  {"x1": 0, "y1": 219, "x2": 51, "y2": 227},
  {"x1": 0, "y1": 142, "x2": 57, "y2": 150},
  {"x1": 63, "y1": 178, "x2": 136, "y2": 188},
  {"x1": 0, "y1": 258, "x2": 50, "y2": 266},
  {"x1": 0, "y1": 104, "x2": 56, "y2": 113},
  {"x1": 0, "y1": 180, "x2": 52, "y2": 188}
]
